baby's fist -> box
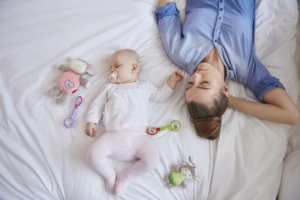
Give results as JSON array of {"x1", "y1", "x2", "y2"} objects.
[{"x1": 170, "y1": 71, "x2": 183, "y2": 82}]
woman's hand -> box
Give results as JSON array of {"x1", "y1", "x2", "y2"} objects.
[
  {"x1": 168, "y1": 71, "x2": 183, "y2": 90},
  {"x1": 157, "y1": 0, "x2": 174, "y2": 8},
  {"x1": 85, "y1": 122, "x2": 97, "y2": 138}
]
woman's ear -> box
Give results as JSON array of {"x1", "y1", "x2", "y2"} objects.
[
  {"x1": 223, "y1": 84, "x2": 229, "y2": 97},
  {"x1": 132, "y1": 63, "x2": 138, "y2": 74}
]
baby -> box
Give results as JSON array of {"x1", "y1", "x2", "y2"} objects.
[{"x1": 85, "y1": 49, "x2": 183, "y2": 196}]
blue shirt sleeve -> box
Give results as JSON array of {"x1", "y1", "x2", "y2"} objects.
[
  {"x1": 246, "y1": 56, "x2": 285, "y2": 103},
  {"x1": 155, "y1": 3, "x2": 196, "y2": 75},
  {"x1": 155, "y1": 2, "x2": 180, "y2": 20}
]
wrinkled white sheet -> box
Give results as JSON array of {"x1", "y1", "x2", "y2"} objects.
[{"x1": 0, "y1": 0, "x2": 298, "y2": 199}]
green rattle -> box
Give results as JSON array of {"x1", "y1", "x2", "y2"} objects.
[{"x1": 147, "y1": 120, "x2": 181, "y2": 136}]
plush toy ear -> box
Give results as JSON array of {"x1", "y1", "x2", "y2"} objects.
[
  {"x1": 181, "y1": 161, "x2": 188, "y2": 167},
  {"x1": 87, "y1": 69, "x2": 94, "y2": 76},
  {"x1": 194, "y1": 176, "x2": 200, "y2": 182}
]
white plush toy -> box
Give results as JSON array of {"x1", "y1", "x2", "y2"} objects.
[{"x1": 48, "y1": 57, "x2": 94, "y2": 104}]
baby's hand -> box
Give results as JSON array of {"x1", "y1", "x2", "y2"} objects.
[
  {"x1": 170, "y1": 71, "x2": 183, "y2": 83},
  {"x1": 167, "y1": 71, "x2": 184, "y2": 90},
  {"x1": 85, "y1": 122, "x2": 97, "y2": 138}
]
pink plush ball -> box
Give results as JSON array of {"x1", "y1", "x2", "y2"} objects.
[{"x1": 57, "y1": 71, "x2": 80, "y2": 94}]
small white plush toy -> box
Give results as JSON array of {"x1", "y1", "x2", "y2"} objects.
[{"x1": 48, "y1": 57, "x2": 94, "y2": 104}]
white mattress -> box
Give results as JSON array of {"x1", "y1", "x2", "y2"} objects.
[{"x1": 0, "y1": 0, "x2": 298, "y2": 199}]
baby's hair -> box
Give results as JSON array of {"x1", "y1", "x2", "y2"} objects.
[
  {"x1": 187, "y1": 90, "x2": 228, "y2": 140},
  {"x1": 114, "y1": 49, "x2": 141, "y2": 68}
]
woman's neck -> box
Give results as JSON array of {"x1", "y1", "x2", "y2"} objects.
[{"x1": 202, "y1": 47, "x2": 226, "y2": 80}]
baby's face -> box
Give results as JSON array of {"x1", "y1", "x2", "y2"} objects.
[{"x1": 109, "y1": 52, "x2": 139, "y2": 84}]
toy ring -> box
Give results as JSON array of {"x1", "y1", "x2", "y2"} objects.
[{"x1": 64, "y1": 96, "x2": 82, "y2": 128}]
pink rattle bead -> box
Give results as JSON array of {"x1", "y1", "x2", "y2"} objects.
[{"x1": 109, "y1": 71, "x2": 117, "y2": 83}]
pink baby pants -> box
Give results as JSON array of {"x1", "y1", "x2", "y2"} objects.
[{"x1": 87, "y1": 127, "x2": 159, "y2": 196}]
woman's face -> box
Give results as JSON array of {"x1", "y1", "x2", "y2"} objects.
[{"x1": 185, "y1": 62, "x2": 228, "y2": 105}]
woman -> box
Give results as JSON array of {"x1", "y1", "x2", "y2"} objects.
[{"x1": 156, "y1": 0, "x2": 299, "y2": 139}]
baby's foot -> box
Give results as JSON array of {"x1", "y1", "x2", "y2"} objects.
[
  {"x1": 105, "y1": 176, "x2": 116, "y2": 194},
  {"x1": 115, "y1": 171, "x2": 132, "y2": 196}
]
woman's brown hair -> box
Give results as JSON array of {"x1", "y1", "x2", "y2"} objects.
[{"x1": 187, "y1": 90, "x2": 228, "y2": 140}]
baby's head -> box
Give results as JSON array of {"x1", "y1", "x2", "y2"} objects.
[{"x1": 109, "y1": 49, "x2": 140, "y2": 84}]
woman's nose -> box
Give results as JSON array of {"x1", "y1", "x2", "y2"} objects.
[{"x1": 194, "y1": 72, "x2": 202, "y2": 82}]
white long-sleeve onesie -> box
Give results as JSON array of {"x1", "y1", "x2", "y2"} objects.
[
  {"x1": 86, "y1": 79, "x2": 174, "y2": 130},
  {"x1": 86, "y1": 79, "x2": 174, "y2": 195}
]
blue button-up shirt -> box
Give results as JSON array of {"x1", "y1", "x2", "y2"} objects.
[{"x1": 155, "y1": 0, "x2": 284, "y2": 103}]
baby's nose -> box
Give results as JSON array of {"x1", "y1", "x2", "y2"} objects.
[{"x1": 110, "y1": 69, "x2": 114, "y2": 73}]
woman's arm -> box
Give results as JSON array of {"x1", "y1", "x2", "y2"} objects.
[
  {"x1": 228, "y1": 88, "x2": 299, "y2": 125},
  {"x1": 156, "y1": 1, "x2": 186, "y2": 68}
]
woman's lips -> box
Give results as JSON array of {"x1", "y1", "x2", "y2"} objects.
[{"x1": 197, "y1": 67, "x2": 206, "y2": 71}]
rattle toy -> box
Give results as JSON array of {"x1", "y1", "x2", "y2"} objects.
[
  {"x1": 164, "y1": 156, "x2": 200, "y2": 189},
  {"x1": 147, "y1": 120, "x2": 181, "y2": 136},
  {"x1": 64, "y1": 96, "x2": 82, "y2": 128},
  {"x1": 48, "y1": 57, "x2": 94, "y2": 104}
]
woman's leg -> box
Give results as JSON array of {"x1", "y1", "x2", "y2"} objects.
[
  {"x1": 115, "y1": 134, "x2": 160, "y2": 196},
  {"x1": 87, "y1": 131, "x2": 123, "y2": 194}
]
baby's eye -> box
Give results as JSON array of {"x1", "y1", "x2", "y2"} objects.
[{"x1": 201, "y1": 81, "x2": 209, "y2": 85}]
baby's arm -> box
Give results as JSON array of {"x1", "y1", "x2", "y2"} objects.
[
  {"x1": 228, "y1": 88, "x2": 299, "y2": 125},
  {"x1": 148, "y1": 71, "x2": 183, "y2": 102},
  {"x1": 85, "y1": 84, "x2": 109, "y2": 137}
]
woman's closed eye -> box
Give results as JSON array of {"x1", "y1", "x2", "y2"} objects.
[
  {"x1": 186, "y1": 82, "x2": 193, "y2": 90},
  {"x1": 186, "y1": 81, "x2": 210, "y2": 90},
  {"x1": 201, "y1": 81, "x2": 209, "y2": 86}
]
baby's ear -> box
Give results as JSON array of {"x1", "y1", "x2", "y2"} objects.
[{"x1": 132, "y1": 63, "x2": 138, "y2": 73}]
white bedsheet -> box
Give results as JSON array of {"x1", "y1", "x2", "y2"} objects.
[{"x1": 0, "y1": 0, "x2": 298, "y2": 199}]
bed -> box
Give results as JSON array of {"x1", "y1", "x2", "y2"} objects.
[{"x1": 0, "y1": 0, "x2": 299, "y2": 199}]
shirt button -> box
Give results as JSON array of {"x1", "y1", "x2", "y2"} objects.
[
  {"x1": 220, "y1": 0, "x2": 223, "y2": 2},
  {"x1": 220, "y1": 8, "x2": 223, "y2": 11},
  {"x1": 215, "y1": 28, "x2": 218, "y2": 31},
  {"x1": 219, "y1": 17, "x2": 221, "y2": 20},
  {"x1": 215, "y1": 40, "x2": 217, "y2": 43}
]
